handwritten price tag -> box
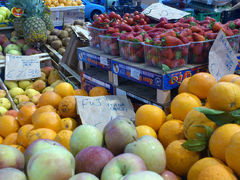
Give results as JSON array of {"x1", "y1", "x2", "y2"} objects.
[
  {"x1": 5, "y1": 55, "x2": 41, "y2": 80},
  {"x1": 75, "y1": 95, "x2": 135, "y2": 132},
  {"x1": 142, "y1": 3, "x2": 190, "y2": 20},
  {"x1": 209, "y1": 30, "x2": 238, "y2": 81}
]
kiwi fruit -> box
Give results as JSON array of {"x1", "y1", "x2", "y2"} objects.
[
  {"x1": 51, "y1": 29, "x2": 61, "y2": 36},
  {"x1": 58, "y1": 47, "x2": 66, "y2": 55},
  {"x1": 62, "y1": 37, "x2": 70, "y2": 47},
  {"x1": 63, "y1": 24, "x2": 71, "y2": 29},
  {"x1": 74, "y1": 20, "x2": 84, "y2": 26},
  {"x1": 59, "y1": 30, "x2": 69, "y2": 39},
  {"x1": 51, "y1": 40, "x2": 62, "y2": 50},
  {"x1": 65, "y1": 28, "x2": 72, "y2": 35}
]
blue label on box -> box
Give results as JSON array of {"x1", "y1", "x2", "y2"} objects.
[
  {"x1": 112, "y1": 60, "x2": 163, "y2": 89},
  {"x1": 81, "y1": 72, "x2": 114, "y2": 95},
  {"x1": 163, "y1": 65, "x2": 208, "y2": 90},
  {"x1": 78, "y1": 49, "x2": 111, "y2": 71}
]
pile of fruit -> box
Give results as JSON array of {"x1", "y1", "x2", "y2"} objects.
[
  {"x1": 0, "y1": 6, "x2": 11, "y2": 26},
  {"x1": 44, "y1": 0, "x2": 82, "y2": 7},
  {"x1": 0, "y1": 33, "x2": 41, "y2": 57},
  {"x1": 0, "y1": 89, "x2": 13, "y2": 116},
  {"x1": 47, "y1": 25, "x2": 73, "y2": 56},
  {"x1": 6, "y1": 0, "x2": 54, "y2": 47},
  {"x1": 90, "y1": 11, "x2": 240, "y2": 68}
]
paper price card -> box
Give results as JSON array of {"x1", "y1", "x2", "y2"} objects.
[
  {"x1": 5, "y1": 54, "x2": 41, "y2": 81},
  {"x1": 142, "y1": 3, "x2": 190, "y2": 20},
  {"x1": 76, "y1": 95, "x2": 135, "y2": 132},
  {"x1": 209, "y1": 30, "x2": 238, "y2": 81}
]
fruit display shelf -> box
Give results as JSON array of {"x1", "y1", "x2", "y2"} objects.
[{"x1": 77, "y1": 46, "x2": 208, "y2": 106}]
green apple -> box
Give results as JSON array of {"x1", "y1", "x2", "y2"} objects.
[
  {"x1": 0, "y1": 89, "x2": 6, "y2": 98},
  {"x1": 24, "y1": 89, "x2": 40, "y2": 98},
  {"x1": 0, "y1": 45, "x2": 2, "y2": 52},
  {"x1": 0, "y1": 14, "x2": 4, "y2": 22},
  {"x1": 9, "y1": 87, "x2": 24, "y2": 98},
  {"x1": 70, "y1": 125, "x2": 103, "y2": 156},
  {"x1": 124, "y1": 136, "x2": 166, "y2": 174},
  {"x1": 0, "y1": 168, "x2": 27, "y2": 180},
  {"x1": 0, "y1": 10, "x2": 7, "y2": 19},
  {"x1": 0, "y1": 97, "x2": 11, "y2": 110},
  {"x1": 101, "y1": 153, "x2": 147, "y2": 180},
  {"x1": 8, "y1": 50, "x2": 22, "y2": 55},
  {"x1": 123, "y1": 171, "x2": 164, "y2": 180},
  {"x1": 0, "y1": 7, "x2": 11, "y2": 17},
  {"x1": 69, "y1": 173, "x2": 99, "y2": 180},
  {"x1": 4, "y1": 44, "x2": 21, "y2": 54}
]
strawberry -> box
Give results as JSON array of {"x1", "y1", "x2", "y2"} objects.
[
  {"x1": 206, "y1": 32, "x2": 217, "y2": 40},
  {"x1": 205, "y1": 16, "x2": 216, "y2": 22},
  {"x1": 160, "y1": 48, "x2": 174, "y2": 59},
  {"x1": 232, "y1": 29, "x2": 239, "y2": 34},
  {"x1": 133, "y1": 35, "x2": 143, "y2": 42},
  {"x1": 126, "y1": 33, "x2": 134, "y2": 41},
  {"x1": 190, "y1": 26, "x2": 202, "y2": 33},
  {"x1": 192, "y1": 33, "x2": 205, "y2": 41},
  {"x1": 192, "y1": 43, "x2": 203, "y2": 56},
  {"x1": 164, "y1": 36, "x2": 183, "y2": 46},
  {"x1": 178, "y1": 23, "x2": 190, "y2": 28},
  {"x1": 164, "y1": 23, "x2": 174, "y2": 29},
  {"x1": 120, "y1": 24, "x2": 133, "y2": 32},
  {"x1": 159, "y1": 30, "x2": 177, "y2": 38},
  {"x1": 180, "y1": 29, "x2": 192, "y2": 37},
  {"x1": 179, "y1": 35, "x2": 190, "y2": 44},
  {"x1": 212, "y1": 22, "x2": 222, "y2": 32}
]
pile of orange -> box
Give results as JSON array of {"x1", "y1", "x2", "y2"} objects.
[
  {"x1": 0, "y1": 84, "x2": 109, "y2": 153},
  {"x1": 135, "y1": 73, "x2": 240, "y2": 179},
  {"x1": 44, "y1": 0, "x2": 82, "y2": 7}
]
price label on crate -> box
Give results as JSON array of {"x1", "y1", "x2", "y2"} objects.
[
  {"x1": 5, "y1": 55, "x2": 41, "y2": 81},
  {"x1": 130, "y1": 68, "x2": 141, "y2": 80},
  {"x1": 209, "y1": 30, "x2": 238, "y2": 81},
  {"x1": 100, "y1": 56, "x2": 108, "y2": 66},
  {"x1": 76, "y1": 95, "x2": 135, "y2": 132}
]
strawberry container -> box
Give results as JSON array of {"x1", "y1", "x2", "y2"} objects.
[
  {"x1": 99, "y1": 35, "x2": 119, "y2": 56},
  {"x1": 118, "y1": 39, "x2": 144, "y2": 63},
  {"x1": 227, "y1": 35, "x2": 240, "y2": 53},
  {"x1": 144, "y1": 43, "x2": 189, "y2": 69},
  {"x1": 87, "y1": 25, "x2": 107, "y2": 49}
]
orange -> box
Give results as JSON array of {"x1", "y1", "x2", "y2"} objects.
[
  {"x1": 60, "y1": 118, "x2": 77, "y2": 130},
  {"x1": 166, "y1": 114, "x2": 173, "y2": 121},
  {"x1": 58, "y1": 96, "x2": 77, "y2": 118},
  {"x1": 74, "y1": 89, "x2": 88, "y2": 96},
  {"x1": 0, "y1": 115, "x2": 19, "y2": 137},
  {"x1": 17, "y1": 124, "x2": 34, "y2": 148},
  {"x1": 158, "y1": 120, "x2": 185, "y2": 148},
  {"x1": 17, "y1": 104, "x2": 36, "y2": 126},
  {"x1": 225, "y1": 132, "x2": 240, "y2": 176},
  {"x1": 166, "y1": 140, "x2": 200, "y2": 176},
  {"x1": 209, "y1": 124, "x2": 240, "y2": 162},
  {"x1": 38, "y1": 91, "x2": 62, "y2": 108},
  {"x1": 76, "y1": 0, "x2": 82, "y2": 5},
  {"x1": 3, "y1": 133, "x2": 18, "y2": 145},
  {"x1": 188, "y1": 73, "x2": 217, "y2": 99},
  {"x1": 136, "y1": 125, "x2": 157, "y2": 138},
  {"x1": 10, "y1": 144, "x2": 26, "y2": 154},
  {"x1": 197, "y1": 165, "x2": 237, "y2": 180},
  {"x1": 89, "y1": 86, "x2": 109, "y2": 97},
  {"x1": 187, "y1": 157, "x2": 225, "y2": 180},
  {"x1": 27, "y1": 128, "x2": 57, "y2": 145},
  {"x1": 170, "y1": 93, "x2": 201, "y2": 121},
  {"x1": 178, "y1": 77, "x2": 190, "y2": 94},
  {"x1": 218, "y1": 74, "x2": 240, "y2": 82},
  {"x1": 54, "y1": 82, "x2": 75, "y2": 97},
  {"x1": 55, "y1": 130, "x2": 72, "y2": 150},
  {"x1": 32, "y1": 111, "x2": 62, "y2": 132},
  {"x1": 183, "y1": 109, "x2": 217, "y2": 139},
  {"x1": 207, "y1": 82, "x2": 240, "y2": 111},
  {"x1": 0, "y1": 136, "x2": 2, "y2": 144},
  {"x1": 231, "y1": 77, "x2": 240, "y2": 86},
  {"x1": 31, "y1": 105, "x2": 56, "y2": 121},
  {"x1": 135, "y1": 104, "x2": 166, "y2": 131},
  {"x1": 72, "y1": 1, "x2": 78, "y2": 6}
]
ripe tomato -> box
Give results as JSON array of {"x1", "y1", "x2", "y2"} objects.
[
  {"x1": 134, "y1": 11, "x2": 139, "y2": 15},
  {"x1": 134, "y1": 15, "x2": 140, "y2": 21}
]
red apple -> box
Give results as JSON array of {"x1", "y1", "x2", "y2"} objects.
[
  {"x1": 75, "y1": 146, "x2": 114, "y2": 177},
  {"x1": 0, "y1": 34, "x2": 8, "y2": 46}
]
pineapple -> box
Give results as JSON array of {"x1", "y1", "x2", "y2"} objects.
[
  {"x1": 42, "y1": 13, "x2": 54, "y2": 31},
  {"x1": 13, "y1": 17, "x2": 25, "y2": 37}
]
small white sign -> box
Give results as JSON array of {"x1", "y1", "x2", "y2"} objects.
[
  {"x1": 142, "y1": 3, "x2": 190, "y2": 20},
  {"x1": 209, "y1": 30, "x2": 238, "y2": 81},
  {"x1": 76, "y1": 95, "x2": 135, "y2": 132},
  {"x1": 100, "y1": 56, "x2": 108, "y2": 66},
  {"x1": 130, "y1": 68, "x2": 141, "y2": 80},
  {"x1": 5, "y1": 55, "x2": 41, "y2": 81}
]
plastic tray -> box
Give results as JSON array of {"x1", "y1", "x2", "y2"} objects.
[
  {"x1": 87, "y1": 25, "x2": 107, "y2": 49},
  {"x1": 144, "y1": 43, "x2": 189, "y2": 69},
  {"x1": 118, "y1": 39, "x2": 144, "y2": 63},
  {"x1": 99, "y1": 35, "x2": 119, "y2": 56}
]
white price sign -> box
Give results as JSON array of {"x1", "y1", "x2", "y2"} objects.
[
  {"x1": 209, "y1": 30, "x2": 238, "y2": 81},
  {"x1": 76, "y1": 95, "x2": 135, "y2": 132},
  {"x1": 130, "y1": 68, "x2": 140, "y2": 80},
  {"x1": 5, "y1": 55, "x2": 41, "y2": 81},
  {"x1": 100, "y1": 56, "x2": 108, "y2": 66}
]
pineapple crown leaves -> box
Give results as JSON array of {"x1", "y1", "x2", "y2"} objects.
[{"x1": 182, "y1": 125, "x2": 213, "y2": 152}]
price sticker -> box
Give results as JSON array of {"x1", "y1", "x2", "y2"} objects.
[
  {"x1": 130, "y1": 68, "x2": 140, "y2": 80},
  {"x1": 5, "y1": 55, "x2": 41, "y2": 80},
  {"x1": 100, "y1": 56, "x2": 108, "y2": 66}
]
